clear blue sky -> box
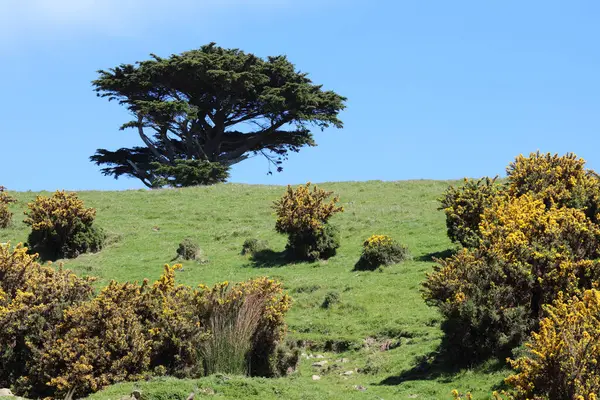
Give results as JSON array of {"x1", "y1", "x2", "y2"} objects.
[{"x1": 1, "y1": 0, "x2": 599, "y2": 191}]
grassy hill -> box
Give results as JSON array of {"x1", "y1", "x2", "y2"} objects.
[{"x1": 0, "y1": 181, "x2": 510, "y2": 399}]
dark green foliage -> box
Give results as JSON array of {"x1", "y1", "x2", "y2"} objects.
[
  {"x1": 439, "y1": 177, "x2": 502, "y2": 248},
  {"x1": 321, "y1": 291, "x2": 341, "y2": 309},
  {"x1": 425, "y1": 250, "x2": 534, "y2": 362},
  {"x1": 271, "y1": 341, "x2": 300, "y2": 377},
  {"x1": 241, "y1": 238, "x2": 269, "y2": 256},
  {"x1": 152, "y1": 160, "x2": 230, "y2": 188},
  {"x1": 90, "y1": 43, "x2": 346, "y2": 187},
  {"x1": 286, "y1": 224, "x2": 340, "y2": 261},
  {"x1": 176, "y1": 238, "x2": 200, "y2": 260},
  {"x1": 354, "y1": 235, "x2": 410, "y2": 271}
]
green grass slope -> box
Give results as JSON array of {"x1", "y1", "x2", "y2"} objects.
[{"x1": 0, "y1": 181, "x2": 509, "y2": 399}]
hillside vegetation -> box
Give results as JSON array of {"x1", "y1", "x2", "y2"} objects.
[{"x1": 0, "y1": 180, "x2": 509, "y2": 399}]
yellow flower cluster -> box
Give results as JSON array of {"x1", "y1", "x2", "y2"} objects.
[
  {"x1": 363, "y1": 234, "x2": 394, "y2": 248},
  {"x1": 506, "y1": 290, "x2": 600, "y2": 399},
  {"x1": 273, "y1": 182, "x2": 343, "y2": 234}
]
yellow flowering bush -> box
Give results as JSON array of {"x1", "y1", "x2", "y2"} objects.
[
  {"x1": 425, "y1": 195, "x2": 600, "y2": 360},
  {"x1": 439, "y1": 177, "x2": 502, "y2": 248},
  {"x1": 506, "y1": 290, "x2": 600, "y2": 399},
  {"x1": 0, "y1": 186, "x2": 16, "y2": 228},
  {"x1": 355, "y1": 234, "x2": 410, "y2": 270},
  {"x1": 24, "y1": 191, "x2": 105, "y2": 260},
  {"x1": 0, "y1": 243, "x2": 95, "y2": 397},
  {"x1": 0, "y1": 245, "x2": 292, "y2": 399},
  {"x1": 507, "y1": 151, "x2": 600, "y2": 220},
  {"x1": 273, "y1": 183, "x2": 344, "y2": 260}
]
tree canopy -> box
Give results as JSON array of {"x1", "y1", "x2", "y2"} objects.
[{"x1": 90, "y1": 43, "x2": 347, "y2": 187}]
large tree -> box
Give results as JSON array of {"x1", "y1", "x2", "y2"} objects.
[{"x1": 91, "y1": 43, "x2": 346, "y2": 187}]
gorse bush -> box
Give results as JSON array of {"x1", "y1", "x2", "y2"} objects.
[
  {"x1": 426, "y1": 152, "x2": 600, "y2": 361},
  {"x1": 507, "y1": 151, "x2": 600, "y2": 220},
  {"x1": 0, "y1": 243, "x2": 292, "y2": 399},
  {"x1": 24, "y1": 191, "x2": 105, "y2": 260},
  {"x1": 439, "y1": 177, "x2": 502, "y2": 248},
  {"x1": 506, "y1": 289, "x2": 600, "y2": 400},
  {"x1": 355, "y1": 234, "x2": 410, "y2": 270},
  {"x1": 273, "y1": 183, "x2": 343, "y2": 261},
  {"x1": 0, "y1": 186, "x2": 16, "y2": 228},
  {"x1": 0, "y1": 243, "x2": 95, "y2": 397}
]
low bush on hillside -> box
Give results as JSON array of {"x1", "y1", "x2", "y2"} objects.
[
  {"x1": 439, "y1": 177, "x2": 502, "y2": 248},
  {"x1": 24, "y1": 191, "x2": 105, "y2": 260},
  {"x1": 355, "y1": 234, "x2": 410, "y2": 270},
  {"x1": 273, "y1": 183, "x2": 343, "y2": 261},
  {"x1": 506, "y1": 289, "x2": 600, "y2": 400},
  {"x1": 427, "y1": 152, "x2": 600, "y2": 361},
  {"x1": 241, "y1": 238, "x2": 269, "y2": 256},
  {"x1": 0, "y1": 243, "x2": 292, "y2": 399},
  {"x1": 0, "y1": 186, "x2": 16, "y2": 228},
  {"x1": 176, "y1": 238, "x2": 201, "y2": 260}
]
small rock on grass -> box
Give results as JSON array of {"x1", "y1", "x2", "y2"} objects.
[
  {"x1": 0, "y1": 389, "x2": 13, "y2": 396},
  {"x1": 312, "y1": 361, "x2": 328, "y2": 367},
  {"x1": 312, "y1": 375, "x2": 321, "y2": 381},
  {"x1": 354, "y1": 385, "x2": 367, "y2": 391}
]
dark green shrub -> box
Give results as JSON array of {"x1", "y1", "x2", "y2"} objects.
[
  {"x1": 0, "y1": 186, "x2": 16, "y2": 229},
  {"x1": 24, "y1": 191, "x2": 105, "y2": 260},
  {"x1": 152, "y1": 160, "x2": 230, "y2": 188},
  {"x1": 241, "y1": 238, "x2": 269, "y2": 256},
  {"x1": 355, "y1": 235, "x2": 410, "y2": 271},
  {"x1": 271, "y1": 341, "x2": 300, "y2": 377},
  {"x1": 176, "y1": 238, "x2": 201, "y2": 260},
  {"x1": 321, "y1": 291, "x2": 341, "y2": 309},
  {"x1": 286, "y1": 223, "x2": 340, "y2": 261},
  {"x1": 439, "y1": 177, "x2": 502, "y2": 248}
]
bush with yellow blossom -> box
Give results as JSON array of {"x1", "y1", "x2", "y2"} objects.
[
  {"x1": 355, "y1": 234, "x2": 410, "y2": 270},
  {"x1": 0, "y1": 186, "x2": 16, "y2": 228},
  {"x1": 24, "y1": 190, "x2": 105, "y2": 260},
  {"x1": 0, "y1": 243, "x2": 292, "y2": 399},
  {"x1": 425, "y1": 153, "x2": 600, "y2": 361},
  {"x1": 506, "y1": 289, "x2": 600, "y2": 400},
  {"x1": 273, "y1": 182, "x2": 343, "y2": 261}
]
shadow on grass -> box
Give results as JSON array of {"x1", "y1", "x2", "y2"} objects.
[
  {"x1": 247, "y1": 249, "x2": 293, "y2": 268},
  {"x1": 379, "y1": 345, "x2": 507, "y2": 386},
  {"x1": 416, "y1": 248, "x2": 457, "y2": 262}
]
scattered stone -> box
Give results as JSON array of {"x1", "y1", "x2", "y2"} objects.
[
  {"x1": 343, "y1": 370, "x2": 354, "y2": 376},
  {"x1": 315, "y1": 354, "x2": 325, "y2": 359},
  {"x1": 312, "y1": 361, "x2": 328, "y2": 367},
  {"x1": 408, "y1": 395, "x2": 418, "y2": 399},
  {"x1": 354, "y1": 385, "x2": 367, "y2": 391},
  {"x1": 0, "y1": 389, "x2": 13, "y2": 397},
  {"x1": 131, "y1": 390, "x2": 142, "y2": 400},
  {"x1": 312, "y1": 375, "x2": 321, "y2": 381},
  {"x1": 335, "y1": 358, "x2": 350, "y2": 363},
  {"x1": 186, "y1": 392, "x2": 195, "y2": 400},
  {"x1": 301, "y1": 352, "x2": 308, "y2": 358},
  {"x1": 199, "y1": 387, "x2": 215, "y2": 395},
  {"x1": 152, "y1": 226, "x2": 160, "y2": 231}
]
